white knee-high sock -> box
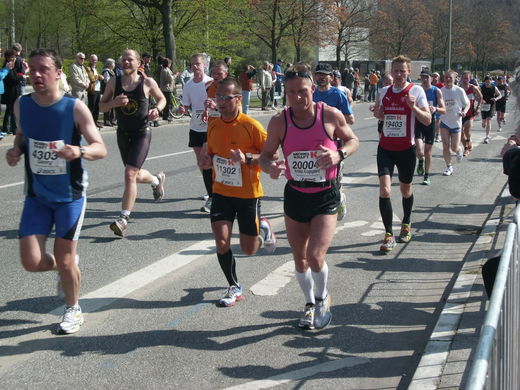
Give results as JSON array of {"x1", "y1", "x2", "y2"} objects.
[
  {"x1": 295, "y1": 268, "x2": 315, "y2": 305},
  {"x1": 312, "y1": 262, "x2": 329, "y2": 300}
]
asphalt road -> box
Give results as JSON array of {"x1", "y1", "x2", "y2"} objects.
[{"x1": 0, "y1": 100, "x2": 515, "y2": 389}]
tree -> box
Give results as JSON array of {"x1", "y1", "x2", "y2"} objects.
[{"x1": 287, "y1": 0, "x2": 321, "y2": 62}]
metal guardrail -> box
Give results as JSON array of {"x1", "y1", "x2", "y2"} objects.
[{"x1": 466, "y1": 205, "x2": 520, "y2": 390}]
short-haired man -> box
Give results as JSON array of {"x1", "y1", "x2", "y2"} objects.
[
  {"x1": 495, "y1": 76, "x2": 511, "y2": 132},
  {"x1": 260, "y1": 64, "x2": 359, "y2": 330},
  {"x1": 460, "y1": 71, "x2": 482, "y2": 156},
  {"x1": 178, "y1": 53, "x2": 214, "y2": 213},
  {"x1": 99, "y1": 49, "x2": 166, "y2": 237},
  {"x1": 198, "y1": 78, "x2": 276, "y2": 307},
  {"x1": 372, "y1": 55, "x2": 431, "y2": 252},
  {"x1": 480, "y1": 76, "x2": 502, "y2": 144},
  {"x1": 415, "y1": 70, "x2": 445, "y2": 185},
  {"x1": 6, "y1": 48, "x2": 107, "y2": 334},
  {"x1": 86, "y1": 54, "x2": 104, "y2": 128},
  {"x1": 69, "y1": 52, "x2": 89, "y2": 104},
  {"x1": 202, "y1": 60, "x2": 229, "y2": 124}
]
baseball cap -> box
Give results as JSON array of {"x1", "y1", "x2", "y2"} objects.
[
  {"x1": 498, "y1": 76, "x2": 504, "y2": 80},
  {"x1": 420, "y1": 69, "x2": 432, "y2": 77},
  {"x1": 315, "y1": 63, "x2": 333, "y2": 75},
  {"x1": 333, "y1": 70, "x2": 341, "y2": 78}
]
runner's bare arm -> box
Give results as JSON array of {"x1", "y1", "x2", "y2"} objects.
[
  {"x1": 435, "y1": 88, "x2": 446, "y2": 115},
  {"x1": 6, "y1": 98, "x2": 24, "y2": 166}
]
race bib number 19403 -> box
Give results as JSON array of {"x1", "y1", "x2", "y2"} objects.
[{"x1": 383, "y1": 114, "x2": 407, "y2": 137}]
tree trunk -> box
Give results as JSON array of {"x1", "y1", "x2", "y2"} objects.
[{"x1": 160, "y1": 0, "x2": 175, "y2": 63}]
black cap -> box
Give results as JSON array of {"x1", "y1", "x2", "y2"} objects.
[
  {"x1": 315, "y1": 63, "x2": 333, "y2": 75},
  {"x1": 420, "y1": 69, "x2": 431, "y2": 76},
  {"x1": 484, "y1": 76, "x2": 491, "y2": 81},
  {"x1": 141, "y1": 52, "x2": 151, "y2": 58},
  {"x1": 333, "y1": 70, "x2": 342, "y2": 78}
]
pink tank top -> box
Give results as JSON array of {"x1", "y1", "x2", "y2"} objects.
[{"x1": 282, "y1": 102, "x2": 338, "y2": 193}]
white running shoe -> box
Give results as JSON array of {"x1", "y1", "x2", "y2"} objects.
[
  {"x1": 456, "y1": 149, "x2": 464, "y2": 162},
  {"x1": 442, "y1": 165, "x2": 453, "y2": 176},
  {"x1": 201, "y1": 197, "x2": 212, "y2": 213},
  {"x1": 217, "y1": 285, "x2": 243, "y2": 307},
  {"x1": 152, "y1": 172, "x2": 165, "y2": 202},
  {"x1": 484, "y1": 136, "x2": 490, "y2": 144},
  {"x1": 498, "y1": 127, "x2": 502, "y2": 132},
  {"x1": 298, "y1": 303, "x2": 315, "y2": 330},
  {"x1": 57, "y1": 254, "x2": 79, "y2": 300},
  {"x1": 57, "y1": 305, "x2": 84, "y2": 334},
  {"x1": 260, "y1": 217, "x2": 277, "y2": 254},
  {"x1": 314, "y1": 295, "x2": 332, "y2": 329}
]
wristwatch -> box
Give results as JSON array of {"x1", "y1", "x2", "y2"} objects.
[
  {"x1": 337, "y1": 149, "x2": 347, "y2": 161},
  {"x1": 79, "y1": 147, "x2": 86, "y2": 158},
  {"x1": 245, "y1": 153, "x2": 253, "y2": 164}
]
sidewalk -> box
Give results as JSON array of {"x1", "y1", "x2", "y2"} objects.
[{"x1": 409, "y1": 187, "x2": 516, "y2": 389}]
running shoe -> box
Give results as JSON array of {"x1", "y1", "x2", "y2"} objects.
[
  {"x1": 380, "y1": 233, "x2": 396, "y2": 253},
  {"x1": 416, "y1": 158, "x2": 424, "y2": 175},
  {"x1": 314, "y1": 295, "x2": 332, "y2": 329},
  {"x1": 456, "y1": 149, "x2": 464, "y2": 162},
  {"x1": 442, "y1": 165, "x2": 453, "y2": 176},
  {"x1": 463, "y1": 147, "x2": 470, "y2": 157},
  {"x1": 110, "y1": 216, "x2": 128, "y2": 237},
  {"x1": 217, "y1": 285, "x2": 243, "y2": 307},
  {"x1": 484, "y1": 136, "x2": 490, "y2": 144},
  {"x1": 435, "y1": 135, "x2": 440, "y2": 143},
  {"x1": 57, "y1": 254, "x2": 79, "y2": 300},
  {"x1": 398, "y1": 223, "x2": 412, "y2": 243},
  {"x1": 201, "y1": 197, "x2": 212, "y2": 213},
  {"x1": 298, "y1": 303, "x2": 315, "y2": 330},
  {"x1": 152, "y1": 172, "x2": 165, "y2": 202},
  {"x1": 260, "y1": 217, "x2": 277, "y2": 254},
  {"x1": 337, "y1": 190, "x2": 347, "y2": 221},
  {"x1": 498, "y1": 127, "x2": 502, "y2": 132},
  {"x1": 422, "y1": 176, "x2": 431, "y2": 186},
  {"x1": 57, "y1": 305, "x2": 84, "y2": 334}
]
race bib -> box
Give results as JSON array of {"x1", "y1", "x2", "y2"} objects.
[
  {"x1": 383, "y1": 114, "x2": 407, "y2": 137},
  {"x1": 29, "y1": 138, "x2": 66, "y2": 175},
  {"x1": 213, "y1": 155, "x2": 242, "y2": 187},
  {"x1": 481, "y1": 103, "x2": 491, "y2": 112},
  {"x1": 445, "y1": 99, "x2": 456, "y2": 112},
  {"x1": 190, "y1": 109, "x2": 207, "y2": 129},
  {"x1": 287, "y1": 151, "x2": 325, "y2": 182},
  {"x1": 208, "y1": 108, "x2": 220, "y2": 118}
]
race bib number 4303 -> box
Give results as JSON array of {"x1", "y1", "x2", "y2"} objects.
[
  {"x1": 29, "y1": 138, "x2": 66, "y2": 175},
  {"x1": 213, "y1": 155, "x2": 242, "y2": 187},
  {"x1": 287, "y1": 151, "x2": 325, "y2": 182},
  {"x1": 383, "y1": 114, "x2": 407, "y2": 137}
]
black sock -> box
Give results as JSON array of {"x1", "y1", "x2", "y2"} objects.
[
  {"x1": 402, "y1": 194, "x2": 414, "y2": 225},
  {"x1": 202, "y1": 169, "x2": 213, "y2": 197},
  {"x1": 217, "y1": 249, "x2": 238, "y2": 286},
  {"x1": 379, "y1": 197, "x2": 393, "y2": 234}
]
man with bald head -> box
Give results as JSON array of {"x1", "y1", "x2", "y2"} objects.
[{"x1": 69, "y1": 52, "x2": 89, "y2": 104}]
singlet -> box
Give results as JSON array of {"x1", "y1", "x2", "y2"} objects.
[
  {"x1": 481, "y1": 85, "x2": 497, "y2": 104},
  {"x1": 205, "y1": 80, "x2": 220, "y2": 123},
  {"x1": 207, "y1": 113, "x2": 266, "y2": 199},
  {"x1": 19, "y1": 94, "x2": 87, "y2": 202},
  {"x1": 462, "y1": 84, "x2": 476, "y2": 118},
  {"x1": 497, "y1": 84, "x2": 508, "y2": 101},
  {"x1": 114, "y1": 74, "x2": 149, "y2": 132},
  {"x1": 312, "y1": 87, "x2": 352, "y2": 115},
  {"x1": 379, "y1": 83, "x2": 416, "y2": 151},
  {"x1": 181, "y1": 75, "x2": 213, "y2": 132},
  {"x1": 282, "y1": 102, "x2": 338, "y2": 194}
]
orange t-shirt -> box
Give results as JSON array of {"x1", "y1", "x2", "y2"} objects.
[
  {"x1": 369, "y1": 73, "x2": 378, "y2": 85},
  {"x1": 207, "y1": 113, "x2": 267, "y2": 199}
]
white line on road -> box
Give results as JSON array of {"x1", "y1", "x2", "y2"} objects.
[
  {"x1": 223, "y1": 356, "x2": 370, "y2": 390},
  {"x1": 0, "y1": 181, "x2": 24, "y2": 189},
  {"x1": 146, "y1": 150, "x2": 192, "y2": 161}
]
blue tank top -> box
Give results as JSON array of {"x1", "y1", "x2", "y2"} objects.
[
  {"x1": 20, "y1": 94, "x2": 87, "y2": 202},
  {"x1": 425, "y1": 85, "x2": 439, "y2": 119}
]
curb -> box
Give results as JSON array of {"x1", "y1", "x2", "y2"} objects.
[{"x1": 408, "y1": 186, "x2": 513, "y2": 389}]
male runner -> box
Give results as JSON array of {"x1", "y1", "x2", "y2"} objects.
[
  {"x1": 432, "y1": 72, "x2": 444, "y2": 142},
  {"x1": 99, "y1": 49, "x2": 166, "y2": 237},
  {"x1": 415, "y1": 70, "x2": 445, "y2": 185},
  {"x1": 202, "y1": 60, "x2": 229, "y2": 124},
  {"x1": 6, "y1": 48, "x2": 107, "y2": 334},
  {"x1": 198, "y1": 78, "x2": 276, "y2": 307},
  {"x1": 480, "y1": 76, "x2": 502, "y2": 144},
  {"x1": 439, "y1": 70, "x2": 470, "y2": 176},
  {"x1": 178, "y1": 54, "x2": 214, "y2": 213},
  {"x1": 372, "y1": 55, "x2": 431, "y2": 252},
  {"x1": 460, "y1": 71, "x2": 482, "y2": 156},
  {"x1": 495, "y1": 76, "x2": 511, "y2": 132},
  {"x1": 260, "y1": 64, "x2": 359, "y2": 330}
]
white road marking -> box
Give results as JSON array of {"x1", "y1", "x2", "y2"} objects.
[
  {"x1": 223, "y1": 356, "x2": 370, "y2": 389},
  {"x1": 250, "y1": 261, "x2": 294, "y2": 296},
  {"x1": 0, "y1": 181, "x2": 24, "y2": 189},
  {"x1": 146, "y1": 150, "x2": 192, "y2": 161}
]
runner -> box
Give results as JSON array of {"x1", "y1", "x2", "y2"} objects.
[
  {"x1": 178, "y1": 53, "x2": 214, "y2": 212},
  {"x1": 332, "y1": 70, "x2": 353, "y2": 104},
  {"x1": 480, "y1": 76, "x2": 502, "y2": 144},
  {"x1": 432, "y1": 72, "x2": 445, "y2": 142},
  {"x1": 198, "y1": 78, "x2": 276, "y2": 307},
  {"x1": 415, "y1": 70, "x2": 446, "y2": 185},
  {"x1": 460, "y1": 71, "x2": 483, "y2": 156},
  {"x1": 439, "y1": 70, "x2": 470, "y2": 176},
  {"x1": 99, "y1": 49, "x2": 166, "y2": 237},
  {"x1": 202, "y1": 60, "x2": 229, "y2": 124},
  {"x1": 371, "y1": 55, "x2": 431, "y2": 252},
  {"x1": 5, "y1": 48, "x2": 107, "y2": 334},
  {"x1": 495, "y1": 76, "x2": 511, "y2": 132},
  {"x1": 259, "y1": 63, "x2": 359, "y2": 330}
]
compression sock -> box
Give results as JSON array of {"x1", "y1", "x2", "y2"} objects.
[
  {"x1": 379, "y1": 197, "x2": 393, "y2": 235},
  {"x1": 402, "y1": 194, "x2": 414, "y2": 225},
  {"x1": 295, "y1": 268, "x2": 315, "y2": 304},
  {"x1": 217, "y1": 249, "x2": 238, "y2": 286},
  {"x1": 312, "y1": 262, "x2": 329, "y2": 300},
  {"x1": 202, "y1": 169, "x2": 213, "y2": 197}
]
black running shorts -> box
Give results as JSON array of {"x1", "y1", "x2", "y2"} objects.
[
  {"x1": 495, "y1": 100, "x2": 506, "y2": 113},
  {"x1": 210, "y1": 194, "x2": 260, "y2": 236},
  {"x1": 284, "y1": 183, "x2": 340, "y2": 223},
  {"x1": 117, "y1": 127, "x2": 152, "y2": 169},
  {"x1": 188, "y1": 129, "x2": 207, "y2": 148},
  {"x1": 415, "y1": 120, "x2": 435, "y2": 145},
  {"x1": 377, "y1": 145, "x2": 416, "y2": 184}
]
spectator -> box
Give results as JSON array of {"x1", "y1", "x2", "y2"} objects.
[
  {"x1": 260, "y1": 61, "x2": 273, "y2": 111},
  {"x1": 69, "y1": 52, "x2": 89, "y2": 104},
  {"x1": 160, "y1": 58, "x2": 176, "y2": 122},
  {"x1": 2, "y1": 49, "x2": 23, "y2": 135},
  {"x1": 239, "y1": 64, "x2": 256, "y2": 114},
  {"x1": 12, "y1": 42, "x2": 26, "y2": 96},
  {"x1": 0, "y1": 55, "x2": 14, "y2": 139},
  {"x1": 101, "y1": 58, "x2": 116, "y2": 126},
  {"x1": 86, "y1": 54, "x2": 104, "y2": 128}
]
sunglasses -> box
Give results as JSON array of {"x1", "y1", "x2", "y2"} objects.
[
  {"x1": 285, "y1": 71, "x2": 312, "y2": 80},
  {"x1": 216, "y1": 94, "x2": 241, "y2": 101}
]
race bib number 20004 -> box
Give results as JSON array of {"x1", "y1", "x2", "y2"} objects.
[
  {"x1": 29, "y1": 138, "x2": 66, "y2": 175},
  {"x1": 287, "y1": 151, "x2": 325, "y2": 182}
]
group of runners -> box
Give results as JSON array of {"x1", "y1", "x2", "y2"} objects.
[{"x1": 5, "y1": 48, "x2": 513, "y2": 335}]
